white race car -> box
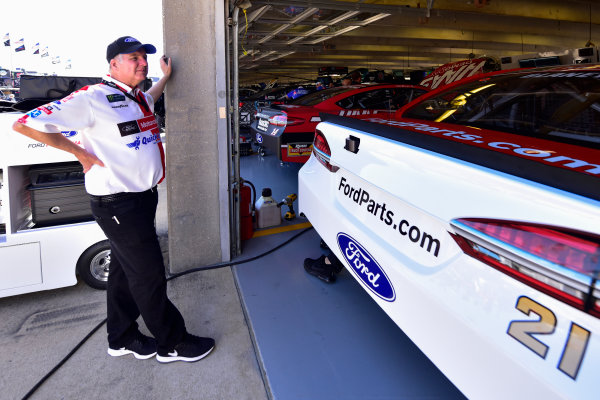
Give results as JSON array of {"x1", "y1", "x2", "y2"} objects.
[{"x1": 299, "y1": 64, "x2": 600, "y2": 400}]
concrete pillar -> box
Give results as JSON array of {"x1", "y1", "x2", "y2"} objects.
[{"x1": 163, "y1": 0, "x2": 230, "y2": 272}]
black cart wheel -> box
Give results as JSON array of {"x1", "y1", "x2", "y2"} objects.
[{"x1": 76, "y1": 240, "x2": 111, "y2": 290}]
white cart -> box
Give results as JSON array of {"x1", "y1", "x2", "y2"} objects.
[{"x1": 0, "y1": 112, "x2": 109, "y2": 298}]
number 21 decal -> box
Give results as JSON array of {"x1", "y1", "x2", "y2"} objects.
[{"x1": 507, "y1": 296, "x2": 591, "y2": 380}]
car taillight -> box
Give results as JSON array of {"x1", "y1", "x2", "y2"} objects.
[
  {"x1": 312, "y1": 129, "x2": 339, "y2": 172},
  {"x1": 451, "y1": 218, "x2": 600, "y2": 317},
  {"x1": 269, "y1": 115, "x2": 287, "y2": 126}
]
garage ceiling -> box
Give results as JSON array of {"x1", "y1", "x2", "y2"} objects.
[{"x1": 235, "y1": 0, "x2": 600, "y2": 84}]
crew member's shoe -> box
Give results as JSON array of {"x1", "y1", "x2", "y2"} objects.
[
  {"x1": 156, "y1": 333, "x2": 215, "y2": 363},
  {"x1": 107, "y1": 333, "x2": 157, "y2": 360},
  {"x1": 319, "y1": 239, "x2": 330, "y2": 250},
  {"x1": 304, "y1": 255, "x2": 338, "y2": 283}
]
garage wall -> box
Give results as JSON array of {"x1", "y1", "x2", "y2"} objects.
[{"x1": 163, "y1": 0, "x2": 230, "y2": 272}]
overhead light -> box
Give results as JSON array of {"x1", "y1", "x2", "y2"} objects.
[
  {"x1": 308, "y1": 26, "x2": 360, "y2": 44},
  {"x1": 258, "y1": 23, "x2": 291, "y2": 44},
  {"x1": 286, "y1": 36, "x2": 305, "y2": 45},
  {"x1": 257, "y1": 7, "x2": 319, "y2": 45},
  {"x1": 253, "y1": 50, "x2": 276, "y2": 61},
  {"x1": 286, "y1": 25, "x2": 328, "y2": 44},
  {"x1": 239, "y1": 5, "x2": 271, "y2": 33},
  {"x1": 361, "y1": 13, "x2": 391, "y2": 25},
  {"x1": 288, "y1": 7, "x2": 319, "y2": 24},
  {"x1": 282, "y1": 10, "x2": 362, "y2": 46},
  {"x1": 267, "y1": 51, "x2": 296, "y2": 61}
]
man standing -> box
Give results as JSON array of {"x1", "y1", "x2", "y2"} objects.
[{"x1": 12, "y1": 36, "x2": 215, "y2": 363}]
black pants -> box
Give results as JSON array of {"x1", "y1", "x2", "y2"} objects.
[{"x1": 90, "y1": 187, "x2": 186, "y2": 353}]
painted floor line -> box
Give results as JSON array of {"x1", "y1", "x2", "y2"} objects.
[{"x1": 251, "y1": 221, "x2": 312, "y2": 238}]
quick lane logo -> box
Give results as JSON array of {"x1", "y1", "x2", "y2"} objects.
[
  {"x1": 337, "y1": 233, "x2": 395, "y2": 302},
  {"x1": 127, "y1": 136, "x2": 141, "y2": 150},
  {"x1": 106, "y1": 94, "x2": 126, "y2": 103}
]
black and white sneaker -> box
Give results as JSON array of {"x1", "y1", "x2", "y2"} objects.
[
  {"x1": 107, "y1": 334, "x2": 157, "y2": 360},
  {"x1": 156, "y1": 334, "x2": 215, "y2": 363},
  {"x1": 304, "y1": 255, "x2": 343, "y2": 283}
]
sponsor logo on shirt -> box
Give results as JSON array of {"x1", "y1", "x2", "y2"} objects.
[
  {"x1": 40, "y1": 106, "x2": 54, "y2": 115},
  {"x1": 117, "y1": 116, "x2": 159, "y2": 137},
  {"x1": 61, "y1": 131, "x2": 77, "y2": 138},
  {"x1": 29, "y1": 109, "x2": 42, "y2": 118},
  {"x1": 127, "y1": 136, "x2": 141, "y2": 150},
  {"x1": 106, "y1": 94, "x2": 126, "y2": 103},
  {"x1": 118, "y1": 121, "x2": 141, "y2": 136},
  {"x1": 137, "y1": 116, "x2": 157, "y2": 131},
  {"x1": 125, "y1": 133, "x2": 161, "y2": 151},
  {"x1": 111, "y1": 104, "x2": 129, "y2": 109},
  {"x1": 337, "y1": 232, "x2": 395, "y2": 302}
]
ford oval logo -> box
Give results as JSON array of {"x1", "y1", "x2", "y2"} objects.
[
  {"x1": 61, "y1": 131, "x2": 77, "y2": 138},
  {"x1": 337, "y1": 233, "x2": 395, "y2": 302}
]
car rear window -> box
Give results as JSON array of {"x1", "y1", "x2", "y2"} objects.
[{"x1": 402, "y1": 70, "x2": 600, "y2": 147}]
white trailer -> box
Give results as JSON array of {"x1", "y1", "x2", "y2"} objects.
[{"x1": 0, "y1": 112, "x2": 109, "y2": 298}]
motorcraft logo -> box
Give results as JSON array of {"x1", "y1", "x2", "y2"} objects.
[
  {"x1": 118, "y1": 116, "x2": 158, "y2": 137},
  {"x1": 138, "y1": 117, "x2": 158, "y2": 131},
  {"x1": 337, "y1": 233, "x2": 395, "y2": 302}
]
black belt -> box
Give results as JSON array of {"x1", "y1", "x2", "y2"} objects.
[{"x1": 90, "y1": 186, "x2": 157, "y2": 203}]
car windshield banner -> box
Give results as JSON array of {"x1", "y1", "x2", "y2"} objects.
[{"x1": 420, "y1": 57, "x2": 498, "y2": 90}]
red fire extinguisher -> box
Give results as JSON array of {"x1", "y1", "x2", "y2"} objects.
[{"x1": 240, "y1": 179, "x2": 255, "y2": 240}]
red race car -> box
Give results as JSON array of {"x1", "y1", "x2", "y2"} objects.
[{"x1": 250, "y1": 84, "x2": 428, "y2": 163}]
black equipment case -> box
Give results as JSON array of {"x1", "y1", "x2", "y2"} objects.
[
  {"x1": 13, "y1": 75, "x2": 102, "y2": 112},
  {"x1": 26, "y1": 162, "x2": 92, "y2": 227}
]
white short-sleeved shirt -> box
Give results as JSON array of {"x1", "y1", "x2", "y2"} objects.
[{"x1": 17, "y1": 75, "x2": 164, "y2": 196}]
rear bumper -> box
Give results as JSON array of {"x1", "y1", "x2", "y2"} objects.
[{"x1": 253, "y1": 129, "x2": 314, "y2": 163}]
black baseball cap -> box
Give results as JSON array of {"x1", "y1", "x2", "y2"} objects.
[{"x1": 106, "y1": 36, "x2": 157, "y2": 62}]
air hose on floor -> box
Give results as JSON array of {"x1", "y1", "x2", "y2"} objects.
[{"x1": 21, "y1": 226, "x2": 313, "y2": 400}]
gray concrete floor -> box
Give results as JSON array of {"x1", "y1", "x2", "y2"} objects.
[
  {"x1": 0, "y1": 151, "x2": 465, "y2": 400},
  {"x1": 0, "y1": 181, "x2": 268, "y2": 400}
]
